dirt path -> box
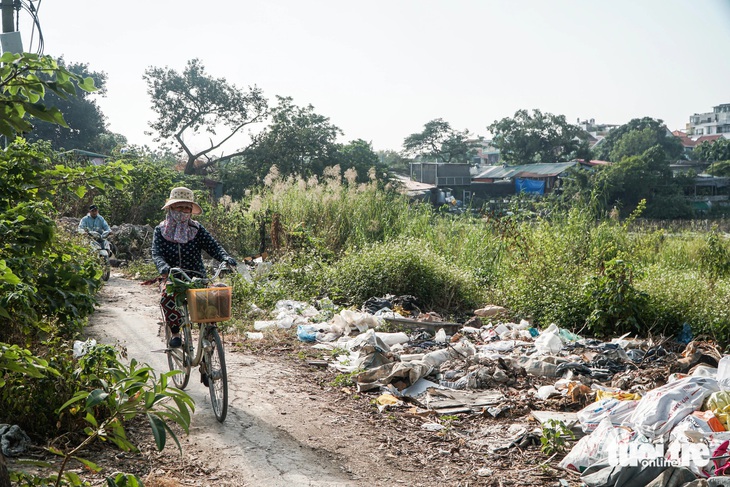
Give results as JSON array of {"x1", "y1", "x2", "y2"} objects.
[
  {"x1": 85, "y1": 275, "x2": 437, "y2": 487},
  {"x1": 83, "y1": 274, "x2": 582, "y2": 487}
]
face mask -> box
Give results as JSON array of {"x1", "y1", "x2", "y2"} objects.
[{"x1": 170, "y1": 210, "x2": 192, "y2": 224}]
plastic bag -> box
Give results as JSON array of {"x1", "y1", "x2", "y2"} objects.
[
  {"x1": 706, "y1": 390, "x2": 730, "y2": 430},
  {"x1": 670, "y1": 410, "x2": 725, "y2": 443},
  {"x1": 629, "y1": 376, "x2": 719, "y2": 439},
  {"x1": 534, "y1": 331, "x2": 562, "y2": 354},
  {"x1": 72, "y1": 338, "x2": 97, "y2": 358},
  {"x1": 559, "y1": 418, "x2": 631, "y2": 472},
  {"x1": 718, "y1": 355, "x2": 730, "y2": 391},
  {"x1": 434, "y1": 328, "x2": 448, "y2": 343},
  {"x1": 297, "y1": 324, "x2": 317, "y2": 342},
  {"x1": 577, "y1": 398, "x2": 639, "y2": 433},
  {"x1": 536, "y1": 384, "x2": 559, "y2": 400},
  {"x1": 374, "y1": 332, "x2": 409, "y2": 346}
]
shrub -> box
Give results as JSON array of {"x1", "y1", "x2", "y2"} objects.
[
  {"x1": 584, "y1": 258, "x2": 649, "y2": 337},
  {"x1": 326, "y1": 238, "x2": 484, "y2": 314},
  {"x1": 639, "y1": 265, "x2": 730, "y2": 341}
]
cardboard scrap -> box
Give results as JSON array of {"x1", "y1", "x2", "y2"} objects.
[{"x1": 425, "y1": 387, "x2": 504, "y2": 414}]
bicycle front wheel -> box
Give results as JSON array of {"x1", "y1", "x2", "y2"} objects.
[
  {"x1": 204, "y1": 327, "x2": 228, "y2": 422},
  {"x1": 166, "y1": 325, "x2": 191, "y2": 389},
  {"x1": 101, "y1": 256, "x2": 110, "y2": 281}
]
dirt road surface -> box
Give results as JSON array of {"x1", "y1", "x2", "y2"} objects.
[{"x1": 86, "y1": 275, "x2": 443, "y2": 487}]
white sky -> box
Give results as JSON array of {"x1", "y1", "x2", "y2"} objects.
[{"x1": 17, "y1": 0, "x2": 730, "y2": 154}]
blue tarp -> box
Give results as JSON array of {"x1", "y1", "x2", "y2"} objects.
[{"x1": 515, "y1": 178, "x2": 545, "y2": 195}]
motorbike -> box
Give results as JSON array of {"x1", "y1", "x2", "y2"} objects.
[{"x1": 87, "y1": 230, "x2": 113, "y2": 281}]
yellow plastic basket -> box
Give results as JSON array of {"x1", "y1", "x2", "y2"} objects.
[{"x1": 186, "y1": 286, "x2": 232, "y2": 323}]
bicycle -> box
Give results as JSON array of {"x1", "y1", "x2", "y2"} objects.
[{"x1": 160, "y1": 262, "x2": 235, "y2": 422}]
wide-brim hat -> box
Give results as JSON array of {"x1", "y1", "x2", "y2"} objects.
[{"x1": 162, "y1": 187, "x2": 203, "y2": 215}]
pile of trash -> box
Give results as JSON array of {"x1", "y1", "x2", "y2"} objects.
[{"x1": 253, "y1": 295, "x2": 730, "y2": 485}]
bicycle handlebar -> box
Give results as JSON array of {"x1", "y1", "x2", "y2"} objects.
[{"x1": 168, "y1": 261, "x2": 235, "y2": 283}]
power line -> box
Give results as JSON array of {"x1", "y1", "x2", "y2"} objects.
[{"x1": 19, "y1": 0, "x2": 43, "y2": 54}]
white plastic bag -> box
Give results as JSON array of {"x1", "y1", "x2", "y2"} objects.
[
  {"x1": 72, "y1": 338, "x2": 97, "y2": 358},
  {"x1": 375, "y1": 332, "x2": 409, "y2": 346},
  {"x1": 559, "y1": 418, "x2": 630, "y2": 472},
  {"x1": 718, "y1": 355, "x2": 730, "y2": 390},
  {"x1": 434, "y1": 328, "x2": 447, "y2": 343},
  {"x1": 629, "y1": 376, "x2": 719, "y2": 439},
  {"x1": 534, "y1": 331, "x2": 562, "y2": 355},
  {"x1": 577, "y1": 398, "x2": 639, "y2": 433},
  {"x1": 536, "y1": 385, "x2": 559, "y2": 400}
]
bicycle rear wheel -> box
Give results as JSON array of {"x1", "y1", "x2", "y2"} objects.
[
  {"x1": 204, "y1": 326, "x2": 228, "y2": 422},
  {"x1": 166, "y1": 325, "x2": 191, "y2": 389}
]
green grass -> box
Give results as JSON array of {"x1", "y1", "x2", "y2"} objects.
[{"x1": 187, "y1": 170, "x2": 730, "y2": 343}]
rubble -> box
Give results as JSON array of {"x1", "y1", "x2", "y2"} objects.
[{"x1": 249, "y1": 293, "x2": 730, "y2": 485}]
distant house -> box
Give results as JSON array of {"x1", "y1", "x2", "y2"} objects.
[
  {"x1": 674, "y1": 130, "x2": 725, "y2": 150},
  {"x1": 410, "y1": 162, "x2": 472, "y2": 187},
  {"x1": 687, "y1": 103, "x2": 730, "y2": 136},
  {"x1": 472, "y1": 161, "x2": 580, "y2": 195},
  {"x1": 65, "y1": 149, "x2": 109, "y2": 166},
  {"x1": 469, "y1": 138, "x2": 501, "y2": 165}
]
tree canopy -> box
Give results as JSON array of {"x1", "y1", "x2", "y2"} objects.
[
  {"x1": 488, "y1": 109, "x2": 590, "y2": 165},
  {"x1": 144, "y1": 58, "x2": 268, "y2": 175},
  {"x1": 402, "y1": 119, "x2": 478, "y2": 163},
  {"x1": 595, "y1": 117, "x2": 683, "y2": 162},
  {"x1": 0, "y1": 52, "x2": 96, "y2": 138},
  {"x1": 242, "y1": 96, "x2": 342, "y2": 180},
  {"x1": 24, "y1": 59, "x2": 110, "y2": 153},
  {"x1": 695, "y1": 138, "x2": 730, "y2": 163},
  {"x1": 573, "y1": 146, "x2": 691, "y2": 218}
]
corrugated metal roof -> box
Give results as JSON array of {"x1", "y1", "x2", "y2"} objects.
[{"x1": 474, "y1": 161, "x2": 578, "y2": 179}]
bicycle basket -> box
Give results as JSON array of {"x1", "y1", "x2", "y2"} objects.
[{"x1": 187, "y1": 286, "x2": 233, "y2": 323}]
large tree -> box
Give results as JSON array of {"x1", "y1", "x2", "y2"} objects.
[
  {"x1": 694, "y1": 138, "x2": 730, "y2": 163},
  {"x1": 242, "y1": 96, "x2": 342, "y2": 180},
  {"x1": 590, "y1": 146, "x2": 690, "y2": 218},
  {"x1": 488, "y1": 109, "x2": 591, "y2": 165},
  {"x1": 699, "y1": 138, "x2": 730, "y2": 177},
  {"x1": 24, "y1": 59, "x2": 109, "y2": 152},
  {"x1": 333, "y1": 139, "x2": 387, "y2": 183},
  {"x1": 378, "y1": 149, "x2": 409, "y2": 173},
  {"x1": 144, "y1": 58, "x2": 268, "y2": 175},
  {"x1": 596, "y1": 117, "x2": 683, "y2": 162},
  {"x1": 402, "y1": 119, "x2": 478, "y2": 163}
]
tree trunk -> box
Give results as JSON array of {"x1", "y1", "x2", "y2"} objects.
[{"x1": 0, "y1": 451, "x2": 11, "y2": 487}]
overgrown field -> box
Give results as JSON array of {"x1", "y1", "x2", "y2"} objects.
[{"x1": 189, "y1": 168, "x2": 730, "y2": 345}]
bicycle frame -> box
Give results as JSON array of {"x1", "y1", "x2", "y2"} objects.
[{"x1": 162, "y1": 263, "x2": 231, "y2": 422}]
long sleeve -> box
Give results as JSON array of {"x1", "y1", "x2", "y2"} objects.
[
  {"x1": 197, "y1": 226, "x2": 230, "y2": 263},
  {"x1": 150, "y1": 222, "x2": 231, "y2": 278},
  {"x1": 98, "y1": 216, "x2": 111, "y2": 233},
  {"x1": 78, "y1": 216, "x2": 89, "y2": 233},
  {"x1": 151, "y1": 226, "x2": 171, "y2": 275}
]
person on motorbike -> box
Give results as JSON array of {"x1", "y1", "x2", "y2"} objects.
[
  {"x1": 78, "y1": 204, "x2": 111, "y2": 237},
  {"x1": 151, "y1": 187, "x2": 237, "y2": 348}
]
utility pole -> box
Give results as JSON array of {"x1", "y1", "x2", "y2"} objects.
[{"x1": 1, "y1": 0, "x2": 13, "y2": 34}]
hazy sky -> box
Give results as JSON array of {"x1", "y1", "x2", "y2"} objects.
[{"x1": 17, "y1": 0, "x2": 730, "y2": 154}]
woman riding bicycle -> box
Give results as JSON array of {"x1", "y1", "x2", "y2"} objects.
[{"x1": 151, "y1": 187, "x2": 237, "y2": 348}]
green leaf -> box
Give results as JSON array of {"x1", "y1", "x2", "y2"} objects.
[
  {"x1": 147, "y1": 414, "x2": 167, "y2": 450},
  {"x1": 72, "y1": 456, "x2": 102, "y2": 472},
  {"x1": 85, "y1": 412, "x2": 98, "y2": 427},
  {"x1": 47, "y1": 446, "x2": 65, "y2": 456},
  {"x1": 64, "y1": 471, "x2": 82, "y2": 485},
  {"x1": 86, "y1": 389, "x2": 109, "y2": 408},
  {"x1": 107, "y1": 473, "x2": 142, "y2": 487}
]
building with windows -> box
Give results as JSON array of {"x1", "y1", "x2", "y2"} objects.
[{"x1": 687, "y1": 103, "x2": 730, "y2": 136}]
